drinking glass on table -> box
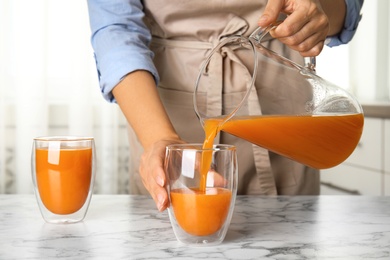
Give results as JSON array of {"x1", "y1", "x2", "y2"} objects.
[
  {"x1": 164, "y1": 144, "x2": 238, "y2": 246},
  {"x1": 31, "y1": 136, "x2": 96, "y2": 224}
]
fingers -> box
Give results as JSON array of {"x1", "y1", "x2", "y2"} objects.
[
  {"x1": 272, "y1": 8, "x2": 328, "y2": 56},
  {"x1": 258, "y1": 0, "x2": 284, "y2": 28},
  {"x1": 139, "y1": 145, "x2": 169, "y2": 212},
  {"x1": 139, "y1": 139, "x2": 185, "y2": 212},
  {"x1": 207, "y1": 170, "x2": 228, "y2": 187},
  {"x1": 145, "y1": 165, "x2": 169, "y2": 212},
  {"x1": 258, "y1": 0, "x2": 330, "y2": 57}
]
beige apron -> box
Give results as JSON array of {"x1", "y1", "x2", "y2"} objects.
[{"x1": 127, "y1": 0, "x2": 320, "y2": 195}]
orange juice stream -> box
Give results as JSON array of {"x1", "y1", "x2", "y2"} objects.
[
  {"x1": 170, "y1": 120, "x2": 230, "y2": 237},
  {"x1": 199, "y1": 119, "x2": 221, "y2": 191}
]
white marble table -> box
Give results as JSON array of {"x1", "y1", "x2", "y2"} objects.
[{"x1": 1, "y1": 195, "x2": 389, "y2": 260}]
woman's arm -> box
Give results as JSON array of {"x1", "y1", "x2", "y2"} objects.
[
  {"x1": 87, "y1": 0, "x2": 159, "y2": 102},
  {"x1": 87, "y1": 0, "x2": 180, "y2": 211},
  {"x1": 320, "y1": 0, "x2": 346, "y2": 36},
  {"x1": 113, "y1": 71, "x2": 179, "y2": 150},
  {"x1": 113, "y1": 71, "x2": 182, "y2": 212},
  {"x1": 326, "y1": 0, "x2": 364, "y2": 47}
]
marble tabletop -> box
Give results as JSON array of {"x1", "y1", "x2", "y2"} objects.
[{"x1": 1, "y1": 195, "x2": 389, "y2": 260}]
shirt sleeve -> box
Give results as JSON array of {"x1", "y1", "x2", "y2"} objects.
[
  {"x1": 325, "y1": 0, "x2": 364, "y2": 47},
  {"x1": 87, "y1": 0, "x2": 159, "y2": 103}
]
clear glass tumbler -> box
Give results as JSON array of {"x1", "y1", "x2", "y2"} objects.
[
  {"x1": 31, "y1": 136, "x2": 96, "y2": 224},
  {"x1": 165, "y1": 144, "x2": 238, "y2": 246}
]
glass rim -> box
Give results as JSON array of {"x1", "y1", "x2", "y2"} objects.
[
  {"x1": 166, "y1": 143, "x2": 236, "y2": 151},
  {"x1": 33, "y1": 136, "x2": 94, "y2": 142}
]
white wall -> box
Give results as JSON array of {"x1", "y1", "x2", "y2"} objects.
[{"x1": 317, "y1": 0, "x2": 390, "y2": 103}]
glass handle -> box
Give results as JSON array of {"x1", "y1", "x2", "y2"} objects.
[
  {"x1": 304, "y1": 57, "x2": 316, "y2": 72},
  {"x1": 249, "y1": 21, "x2": 282, "y2": 43},
  {"x1": 249, "y1": 21, "x2": 316, "y2": 72}
]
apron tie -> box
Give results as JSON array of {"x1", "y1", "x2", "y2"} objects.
[{"x1": 151, "y1": 16, "x2": 278, "y2": 195}]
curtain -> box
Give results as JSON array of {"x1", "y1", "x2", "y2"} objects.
[{"x1": 0, "y1": 0, "x2": 130, "y2": 194}]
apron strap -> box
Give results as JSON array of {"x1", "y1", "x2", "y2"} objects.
[{"x1": 247, "y1": 85, "x2": 277, "y2": 195}]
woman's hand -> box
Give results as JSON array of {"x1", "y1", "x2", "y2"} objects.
[
  {"x1": 112, "y1": 70, "x2": 184, "y2": 212},
  {"x1": 139, "y1": 139, "x2": 185, "y2": 212},
  {"x1": 258, "y1": 0, "x2": 343, "y2": 57}
]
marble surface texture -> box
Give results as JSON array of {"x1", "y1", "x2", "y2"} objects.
[{"x1": 1, "y1": 195, "x2": 389, "y2": 260}]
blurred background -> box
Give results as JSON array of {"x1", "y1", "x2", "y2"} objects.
[
  {"x1": 0, "y1": 0, "x2": 389, "y2": 195},
  {"x1": 0, "y1": 0, "x2": 129, "y2": 194}
]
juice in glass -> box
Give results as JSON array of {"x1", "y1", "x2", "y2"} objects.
[
  {"x1": 165, "y1": 144, "x2": 237, "y2": 245},
  {"x1": 36, "y1": 147, "x2": 93, "y2": 215},
  {"x1": 170, "y1": 187, "x2": 232, "y2": 236}
]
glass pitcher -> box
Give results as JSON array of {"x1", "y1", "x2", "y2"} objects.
[{"x1": 193, "y1": 23, "x2": 364, "y2": 169}]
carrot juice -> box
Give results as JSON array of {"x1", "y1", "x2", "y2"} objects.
[
  {"x1": 170, "y1": 114, "x2": 362, "y2": 236},
  {"x1": 204, "y1": 113, "x2": 364, "y2": 169},
  {"x1": 36, "y1": 147, "x2": 93, "y2": 215},
  {"x1": 170, "y1": 187, "x2": 232, "y2": 236},
  {"x1": 171, "y1": 123, "x2": 233, "y2": 236}
]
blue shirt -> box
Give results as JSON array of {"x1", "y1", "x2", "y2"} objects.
[
  {"x1": 87, "y1": 0, "x2": 364, "y2": 103},
  {"x1": 326, "y1": 0, "x2": 364, "y2": 47}
]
